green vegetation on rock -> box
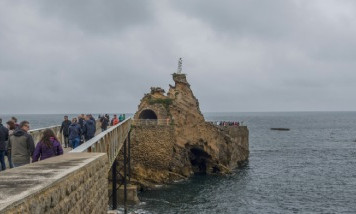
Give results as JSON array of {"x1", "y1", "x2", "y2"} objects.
[{"x1": 148, "y1": 98, "x2": 173, "y2": 110}]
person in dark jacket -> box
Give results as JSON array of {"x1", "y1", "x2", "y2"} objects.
[
  {"x1": 83, "y1": 115, "x2": 96, "y2": 141},
  {"x1": 60, "y1": 115, "x2": 71, "y2": 148},
  {"x1": 0, "y1": 118, "x2": 9, "y2": 171},
  {"x1": 5, "y1": 120, "x2": 16, "y2": 168},
  {"x1": 78, "y1": 114, "x2": 85, "y2": 130},
  {"x1": 32, "y1": 129, "x2": 63, "y2": 162},
  {"x1": 100, "y1": 114, "x2": 109, "y2": 132},
  {"x1": 8, "y1": 121, "x2": 35, "y2": 167},
  {"x1": 78, "y1": 114, "x2": 85, "y2": 144},
  {"x1": 89, "y1": 114, "x2": 96, "y2": 130},
  {"x1": 68, "y1": 118, "x2": 81, "y2": 149}
]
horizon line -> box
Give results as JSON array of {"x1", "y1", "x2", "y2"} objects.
[{"x1": 1, "y1": 110, "x2": 356, "y2": 115}]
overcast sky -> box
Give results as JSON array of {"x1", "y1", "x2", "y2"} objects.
[{"x1": 1, "y1": 0, "x2": 356, "y2": 114}]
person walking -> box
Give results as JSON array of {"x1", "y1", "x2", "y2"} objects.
[
  {"x1": 68, "y1": 118, "x2": 81, "y2": 149},
  {"x1": 89, "y1": 114, "x2": 96, "y2": 130},
  {"x1": 78, "y1": 114, "x2": 85, "y2": 129},
  {"x1": 78, "y1": 114, "x2": 85, "y2": 144},
  {"x1": 32, "y1": 129, "x2": 63, "y2": 162},
  {"x1": 100, "y1": 114, "x2": 109, "y2": 132},
  {"x1": 5, "y1": 120, "x2": 16, "y2": 168},
  {"x1": 60, "y1": 115, "x2": 71, "y2": 148},
  {"x1": 83, "y1": 115, "x2": 96, "y2": 141},
  {"x1": 112, "y1": 114, "x2": 119, "y2": 126},
  {"x1": 8, "y1": 121, "x2": 35, "y2": 167},
  {"x1": 0, "y1": 118, "x2": 9, "y2": 171}
]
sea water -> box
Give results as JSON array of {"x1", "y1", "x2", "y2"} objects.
[
  {"x1": 2, "y1": 112, "x2": 356, "y2": 213},
  {"x1": 136, "y1": 112, "x2": 356, "y2": 213}
]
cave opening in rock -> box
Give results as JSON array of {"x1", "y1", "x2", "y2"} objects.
[
  {"x1": 189, "y1": 147, "x2": 212, "y2": 174},
  {"x1": 139, "y1": 109, "x2": 158, "y2": 119}
]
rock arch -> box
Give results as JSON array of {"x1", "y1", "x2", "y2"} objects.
[{"x1": 138, "y1": 109, "x2": 158, "y2": 119}]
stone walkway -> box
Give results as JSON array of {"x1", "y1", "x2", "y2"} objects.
[{"x1": 2, "y1": 127, "x2": 104, "y2": 170}]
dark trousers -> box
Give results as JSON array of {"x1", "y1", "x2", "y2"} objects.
[
  {"x1": 0, "y1": 150, "x2": 6, "y2": 171},
  {"x1": 64, "y1": 136, "x2": 69, "y2": 148},
  {"x1": 5, "y1": 150, "x2": 14, "y2": 168},
  {"x1": 70, "y1": 137, "x2": 80, "y2": 149}
]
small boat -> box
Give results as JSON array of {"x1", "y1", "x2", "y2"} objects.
[{"x1": 270, "y1": 128, "x2": 290, "y2": 131}]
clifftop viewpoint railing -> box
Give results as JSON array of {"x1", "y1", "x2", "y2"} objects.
[
  {"x1": 132, "y1": 119, "x2": 171, "y2": 126},
  {"x1": 70, "y1": 118, "x2": 132, "y2": 169}
]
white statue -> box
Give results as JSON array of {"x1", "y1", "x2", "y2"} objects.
[{"x1": 177, "y1": 58, "x2": 182, "y2": 74}]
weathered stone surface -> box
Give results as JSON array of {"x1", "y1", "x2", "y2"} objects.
[
  {"x1": 129, "y1": 73, "x2": 249, "y2": 188},
  {"x1": 0, "y1": 153, "x2": 108, "y2": 214},
  {"x1": 117, "y1": 185, "x2": 140, "y2": 205}
]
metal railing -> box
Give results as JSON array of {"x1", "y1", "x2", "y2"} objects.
[
  {"x1": 70, "y1": 118, "x2": 132, "y2": 169},
  {"x1": 206, "y1": 120, "x2": 247, "y2": 127},
  {"x1": 132, "y1": 119, "x2": 171, "y2": 126}
]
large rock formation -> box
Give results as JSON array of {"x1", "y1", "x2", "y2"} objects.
[{"x1": 129, "y1": 73, "x2": 249, "y2": 189}]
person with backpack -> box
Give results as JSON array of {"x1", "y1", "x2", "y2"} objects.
[
  {"x1": 83, "y1": 115, "x2": 96, "y2": 141},
  {"x1": 8, "y1": 120, "x2": 35, "y2": 167},
  {"x1": 68, "y1": 118, "x2": 81, "y2": 149},
  {"x1": 32, "y1": 129, "x2": 63, "y2": 162}
]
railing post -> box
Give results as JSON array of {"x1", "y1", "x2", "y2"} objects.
[
  {"x1": 124, "y1": 138, "x2": 128, "y2": 214},
  {"x1": 112, "y1": 159, "x2": 117, "y2": 210}
]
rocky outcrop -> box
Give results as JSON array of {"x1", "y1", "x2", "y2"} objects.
[{"x1": 130, "y1": 73, "x2": 249, "y2": 189}]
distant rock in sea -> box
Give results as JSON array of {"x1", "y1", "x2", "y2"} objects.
[{"x1": 270, "y1": 128, "x2": 290, "y2": 131}]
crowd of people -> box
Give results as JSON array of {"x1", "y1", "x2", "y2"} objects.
[
  {"x1": 0, "y1": 117, "x2": 41, "y2": 171},
  {"x1": 98, "y1": 113, "x2": 126, "y2": 131},
  {"x1": 60, "y1": 114, "x2": 97, "y2": 149},
  {"x1": 211, "y1": 121, "x2": 244, "y2": 126},
  {"x1": 0, "y1": 113, "x2": 126, "y2": 172}
]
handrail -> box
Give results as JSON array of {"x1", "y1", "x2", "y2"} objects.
[
  {"x1": 132, "y1": 119, "x2": 171, "y2": 126},
  {"x1": 70, "y1": 118, "x2": 132, "y2": 168}
]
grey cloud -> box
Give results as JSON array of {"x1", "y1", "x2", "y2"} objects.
[
  {"x1": 1, "y1": 1, "x2": 356, "y2": 114},
  {"x1": 171, "y1": 0, "x2": 299, "y2": 39},
  {"x1": 35, "y1": 0, "x2": 155, "y2": 35}
]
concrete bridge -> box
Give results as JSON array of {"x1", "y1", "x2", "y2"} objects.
[{"x1": 0, "y1": 118, "x2": 132, "y2": 214}]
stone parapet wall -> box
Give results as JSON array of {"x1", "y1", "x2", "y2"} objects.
[
  {"x1": 131, "y1": 125, "x2": 176, "y2": 170},
  {"x1": 224, "y1": 126, "x2": 249, "y2": 152},
  {"x1": 128, "y1": 125, "x2": 193, "y2": 187},
  {"x1": 0, "y1": 153, "x2": 108, "y2": 214}
]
